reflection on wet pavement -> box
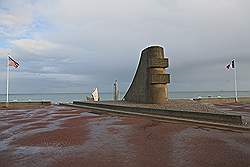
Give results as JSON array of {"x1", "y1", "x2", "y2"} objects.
[{"x1": 0, "y1": 106, "x2": 250, "y2": 167}]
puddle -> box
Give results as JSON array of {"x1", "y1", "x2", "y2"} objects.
[{"x1": 80, "y1": 112, "x2": 99, "y2": 117}]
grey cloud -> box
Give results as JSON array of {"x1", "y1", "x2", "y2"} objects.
[{"x1": 0, "y1": 0, "x2": 250, "y2": 93}]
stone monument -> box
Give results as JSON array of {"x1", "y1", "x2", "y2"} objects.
[
  {"x1": 124, "y1": 46, "x2": 170, "y2": 104},
  {"x1": 113, "y1": 80, "x2": 119, "y2": 101}
]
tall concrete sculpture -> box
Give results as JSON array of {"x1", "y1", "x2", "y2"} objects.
[{"x1": 124, "y1": 46, "x2": 170, "y2": 104}]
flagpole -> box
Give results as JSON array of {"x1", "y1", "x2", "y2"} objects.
[
  {"x1": 6, "y1": 54, "x2": 9, "y2": 107},
  {"x1": 234, "y1": 59, "x2": 238, "y2": 102}
]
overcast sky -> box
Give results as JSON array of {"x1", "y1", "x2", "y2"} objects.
[{"x1": 0, "y1": 0, "x2": 250, "y2": 94}]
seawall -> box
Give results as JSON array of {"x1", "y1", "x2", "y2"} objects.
[{"x1": 0, "y1": 101, "x2": 51, "y2": 109}]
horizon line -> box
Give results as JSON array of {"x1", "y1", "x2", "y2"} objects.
[{"x1": 0, "y1": 90, "x2": 250, "y2": 95}]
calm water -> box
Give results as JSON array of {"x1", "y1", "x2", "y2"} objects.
[{"x1": 0, "y1": 91, "x2": 250, "y2": 103}]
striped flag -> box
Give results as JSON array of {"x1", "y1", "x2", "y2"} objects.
[
  {"x1": 8, "y1": 56, "x2": 19, "y2": 68},
  {"x1": 226, "y1": 59, "x2": 235, "y2": 70}
]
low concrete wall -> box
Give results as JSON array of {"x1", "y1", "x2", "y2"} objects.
[
  {"x1": 0, "y1": 101, "x2": 51, "y2": 109},
  {"x1": 73, "y1": 101, "x2": 242, "y2": 125}
]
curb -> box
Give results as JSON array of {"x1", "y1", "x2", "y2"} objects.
[
  {"x1": 60, "y1": 103, "x2": 250, "y2": 132},
  {"x1": 73, "y1": 101, "x2": 242, "y2": 125}
]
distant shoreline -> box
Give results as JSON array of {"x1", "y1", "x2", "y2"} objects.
[
  {"x1": 1, "y1": 91, "x2": 250, "y2": 103},
  {"x1": 1, "y1": 96, "x2": 250, "y2": 106},
  {"x1": 0, "y1": 90, "x2": 250, "y2": 95}
]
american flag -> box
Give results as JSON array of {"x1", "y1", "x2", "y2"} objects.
[{"x1": 9, "y1": 56, "x2": 19, "y2": 68}]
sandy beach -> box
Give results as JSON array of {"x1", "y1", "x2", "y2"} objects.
[{"x1": 0, "y1": 105, "x2": 250, "y2": 167}]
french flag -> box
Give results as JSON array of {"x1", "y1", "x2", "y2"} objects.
[{"x1": 226, "y1": 59, "x2": 235, "y2": 70}]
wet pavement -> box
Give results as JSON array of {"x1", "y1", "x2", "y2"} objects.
[{"x1": 0, "y1": 106, "x2": 250, "y2": 167}]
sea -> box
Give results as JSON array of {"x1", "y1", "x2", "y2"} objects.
[{"x1": 0, "y1": 91, "x2": 250, "y2": 104}]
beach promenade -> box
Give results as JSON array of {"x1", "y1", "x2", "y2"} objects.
[{"x1": 0, "y1": 105, "x2": 250, "y2": 167}]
